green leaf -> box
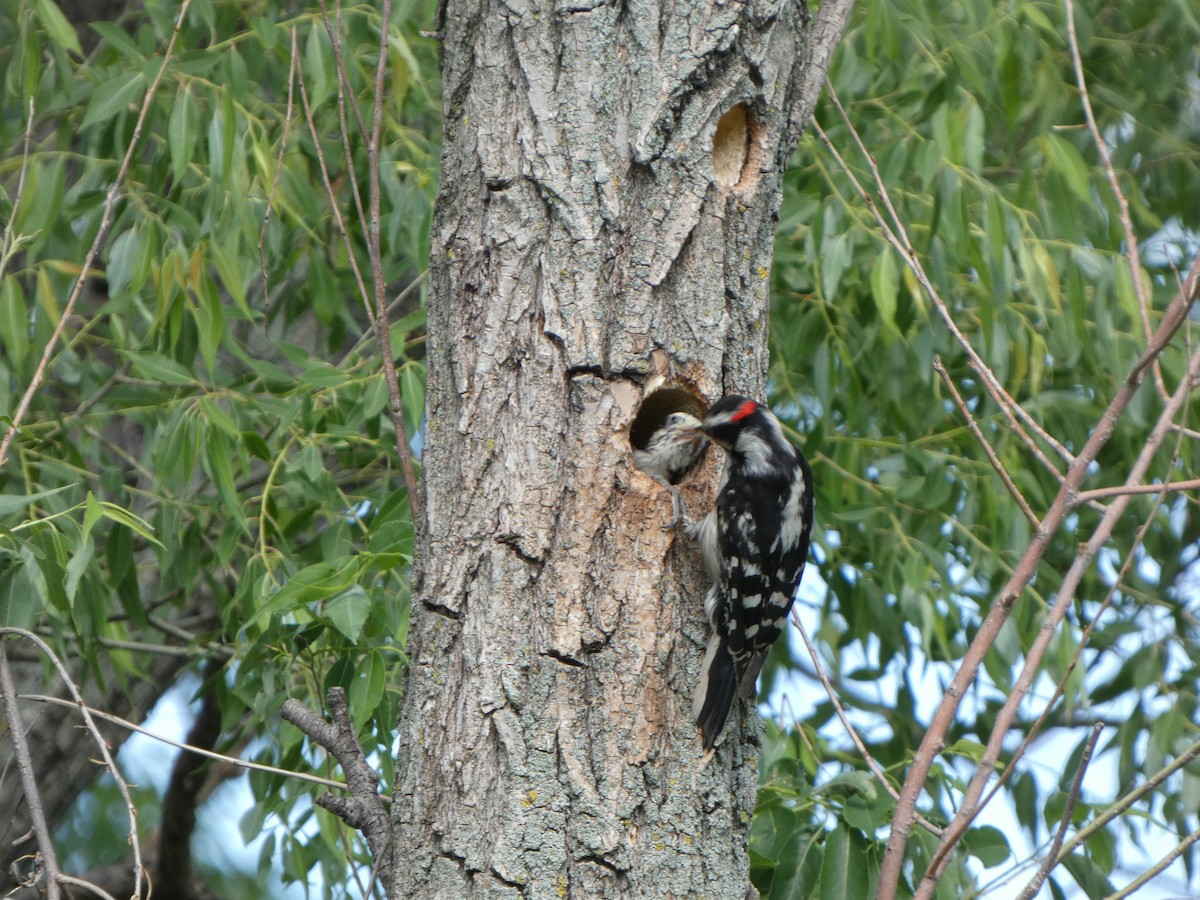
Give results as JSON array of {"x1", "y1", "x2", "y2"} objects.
[
  {"x1": 90, "y1": 22, "x2": 144, "y2": 61},
  {"x1": 964, "y1": 825, "x2": 1012, "y2": 867},
  {"x1": 0, "y1": 277, "x2": 30, "y2": 370},
  {"x1": 96, "y1": 501, "x2": 164, "y2": 549},
  {"x1": 300, "y1": 364, "x2": 347, "y2": 389},
  {"x1": 258, "y1": 560, "x2": 357, "y2": 621},
  {"x1": 870, "y1": 247, "x2": 899, "y2": 337},
  {"x1": 82, "y1": 71, "x2": 146, "y2": 128},
  {"x1": 1044, "y1": 134, "x2": 1092, "y2": 204},
  {"x1": 36, "y1": 0, "x2": 82, "y2": 56},
  {"x1": 0, "y1": 485, "x2": 75, "y2": 519},
  {"x1": 0, "y1": 562, "x2": 38, "y2": 630},
  {"x1": 199, "y1": 397, "x2": 239, "y2": 438},
  {"x1": 348, "y1": 649, "x2": 386, "y2": 729},
  {"x1": 325, "y1": 585, "x2": 371, "y2": 643},
  {"x1": 169, "y1": 84, "x2": 198, "y2": 182},
  {"x1": 818, "y1": 825, "x2": 870, "y2": 900},
  {"x1": 64, "y1": 536, "x2": 93, "y2": 603},
  {"x1": 82, "y1": 491, "x2": 103, "y2": 538},
  {"x1": 125, "y1": 350, "x2": 196, "y2": 385},
  {"x1": 204, "y1": 428, "x2": 243, "y2": 526},
  {"x1": 963, "y1": 98, "x2": 984, "y2": 173},
  {"x1": 193, "y1": 281, "x2": 225, "y2": 377}
]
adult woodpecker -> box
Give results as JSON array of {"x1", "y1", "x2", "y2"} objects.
[{"x1": 687, "y1": 395, "x2": 814, "y2": 750}]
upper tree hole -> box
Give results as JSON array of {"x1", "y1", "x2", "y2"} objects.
[
  {"x1": 712, "y1": 103, "x2": 765, "y2": 194},
  {"x1": 629, "y1": 387, "x2": 706, "y2": 453}
]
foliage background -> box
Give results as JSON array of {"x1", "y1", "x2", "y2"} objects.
[{"x1": 1, "y1": 0, "x2": 1199, "y2": 897}]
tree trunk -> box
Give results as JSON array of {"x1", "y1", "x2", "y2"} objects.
[{"x1": 393, "y1": 0, "x2": 853, "y2": 895}]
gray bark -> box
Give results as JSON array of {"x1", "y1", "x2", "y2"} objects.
[{"x1": 393, "y1": 0, "x2": 853, "y2": 895}]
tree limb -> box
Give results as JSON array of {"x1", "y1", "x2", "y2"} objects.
[
  {"x1": 0, "y1": 642, "x2": 62, "y2": 900},
  {"x1": 1015, "y1": 723, "x2": 1103, "y2": 900},
  {"x1": 280, "y1": 688, "x2": 395, "y2": 889}
]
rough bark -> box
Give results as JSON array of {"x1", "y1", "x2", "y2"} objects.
[{"x1": 393, "y1": 0, "x2": 852, "y2": 895}]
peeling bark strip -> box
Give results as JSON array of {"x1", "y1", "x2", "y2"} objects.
[{"x1": 394, "y1": 0, "x2": 852, "y2": 895}]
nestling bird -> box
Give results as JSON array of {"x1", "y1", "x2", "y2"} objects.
[
  {"x1": 632, "y1": 411, "x2": 708, "y2": 526},
  {"x1": 687, "y1": 396, "x2": 814, "y2": 750}
]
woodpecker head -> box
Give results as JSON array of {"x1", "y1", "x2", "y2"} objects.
[
  {"x1": 698, "y1": 395, "x2": 794, "y2": 474},
  {"x1": 698, "y1": 396, "x2": 767, "y2": 448}
]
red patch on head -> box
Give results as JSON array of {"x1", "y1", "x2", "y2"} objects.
[{"x1": 731, "y1": 399, "x2": 758, "y2": 422}]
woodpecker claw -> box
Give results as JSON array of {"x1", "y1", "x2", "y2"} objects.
[{"x1": 667, "y1": 485, "x2": 689, "y2": 530}]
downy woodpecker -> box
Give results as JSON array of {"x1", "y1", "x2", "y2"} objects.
[{"x1": 688, "y1": 396, "x2": 814, "y2": 750}]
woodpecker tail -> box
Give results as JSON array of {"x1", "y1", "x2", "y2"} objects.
[
  {"x1": 736, "y1": 649, "x2": 770, "y2": 701},
  {"x1": 693, "y1": 634, "x2": 737, "y2": 750}
]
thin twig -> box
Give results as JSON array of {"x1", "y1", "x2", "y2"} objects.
[
  {"x1": 19, "y1": 692, "x2": 352, "y2": 794},
  {"x1": 1015, "y1": 722, "x2": 1103, "y2": 900},
  {"x1": 362, "y1": 0, "x2": 424, "y2": 529},
  {"x1": 1104, "y1": 826, "x2": 1200, "y2": 899},
  {"x1": 0, "y1": 642, "x2": 62, "y2": 900},
  {"x1": 56, "y1": 874, "x2": 119, "y2": 900},
  {"x1": 1063, "y1": 0, "x2": 1163, "y2": 401},
  {"x1": 934, "y1": 356, "x2": 1041, "y2": 530},
  {"x1": 822, "y1": 84, "x2": 1077, "y2": 468},
  {"x1": 257, "y1": 26, "x2": 300, "y2": 315},
  {"x1": 788, "y1": 607, "x2": 943, "y2": 838},
  {"x1": 0, "y1": 97, "x2": 37, "y2": 286},
  {"x1": 296, "y1": 43, "x2": 373, "y2": 318},
  {"x1": 1, "y1": 628, "x2": 145, "y2": 897},
  {"x1": 812, "y1": 122, "x2": 1065, "y2": 486},
  {"x1": 319, "y1": 0, "x2": 370, "y2": 231},
  {"x1": 1073, "y1": 476, "x2": 1200, "y2": 505},
  {"x1": 1055, "y1": 733, "x2": 1200, "y2": 866},
  {"x1": 0, "y1": 0, "x2": 192, "y2": 471},
  {"x1": 336, "y1": 269, "x2": 428, "y2": 369}
]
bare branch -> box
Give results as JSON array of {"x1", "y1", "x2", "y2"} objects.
[
  {"x1": 296, "y1": 35, "x2": 374, "y2": 319},
  {"x1": 822, "y1": 84, "x2": 1077, "y2": 469},
  {"x1": 0, "y1": 97, "x2": 37, "y2": 285},
  {"x1": 295, "y1": 8, "x2": 423, "y2": 532},
  {"x1": 1015, "y1": 723, "x2": 1103, "y2": 900},
  {"x1": 1055, "y1": 733, "x2": 1200, "y2": 866},
  {"x1": 21, "y1": 692, "x2": 349, "y2": 793},
  {"x1": 787, "y1": 0, "x2": 858, "y2": 153},
  {"x1": 319, "y1": 0, "x2": 370, "y2": 231},
  {"x1": 934, "y1": 356, "x2": 1041, "y2": 530},
  {"x1": 910, "y1": 273, "x2": 1200, "y2": 897},
  {"x1": 1106, "y1": 826, "x2": 1200, "y2": 899},
  {"x1": 0, "y1": 0, "x2": 192, "y2": 471},
  {"x1": 362, "y1": 0, "x2": 424, "y2": 531},
  {"x1": 56, "y1": 875, "x2": 119, "y2": 900},
  {"x1": 984, "y1": 458, "x2": 1171, "y2": 813},
  {"x1": 1063, "y1": 0, "x2": 1163, "y2": 401},
  {"x1": 788, "y1": 607, "x2": 943, "y2": 838},
  {"x1": 257, "y1": 28, "x2": 299, "y2": 315},
  {"x1": 281, "y1": 688, "x2": 395, "y2": 883},
  {"x1": 1072, "y1": 476, "x2": 1200, "y2": 506},
  {"x1": 1, "y1": 628, "x2": 145, "y2": 897},
  {"x1": 0, "y1": 642, "x2": 62, "y2": 900}
]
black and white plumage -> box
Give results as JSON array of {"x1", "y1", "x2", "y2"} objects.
[
  {"x1": 633, "y1": 411, "x2": 708, "y2": 525},
  {"x1": 688, "y1": 395, "x2": 814, "y2": 750}
]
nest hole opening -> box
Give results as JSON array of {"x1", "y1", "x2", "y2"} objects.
[{"x1": 629, "y1": 387, "x2": 706, "y2": 452}]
